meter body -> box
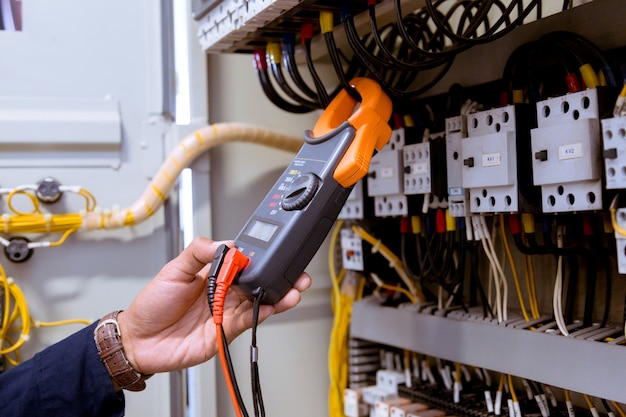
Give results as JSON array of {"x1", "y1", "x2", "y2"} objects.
[{"x1": 234, "y1": 123, "x2": 356, "y2": 304}]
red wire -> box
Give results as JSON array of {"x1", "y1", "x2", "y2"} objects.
[{"x1": 216, "y1": 323, "x2": 244, "y2": 417}]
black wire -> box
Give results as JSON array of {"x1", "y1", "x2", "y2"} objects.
[
  {"x1": 304, "y1": 38, "x2": 330, "y2": 108},
  {"x1": 268, "y1": 61, "x2": 320, "y2": 109},
  {"x1": 222, "y1": 325, "x2": 250, "y2": 417},
  {"x1": 425, "y1": 0, "x2": 540, "y2": 46},
  {"x1": 324, "y1": 32, "x2": 362, "y2": 103},
  {"x1": 282, "y1": 34, "x2": 319, "y2": 101},
  {"x1": 251, "y1": 290, "x2": 265, "y2": 417},
  {"x1": 256, "y1": 63, "x2": 315, "y2": 114}
]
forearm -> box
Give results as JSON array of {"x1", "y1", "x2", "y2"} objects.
[{"x1": 0, "y1": 322, "x2": 124, "y2": 417}]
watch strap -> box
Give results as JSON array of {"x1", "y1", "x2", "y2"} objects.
[{"x1": 94, "y1": 310, "x2": 151, "y2": 392}]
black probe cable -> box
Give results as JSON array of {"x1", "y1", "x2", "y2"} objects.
[
  {"x1": 250, "y1": 290, "x2": 265, "y2": 417},
  {"x1": 208, "y1": 276, "x2": 250, "y2": 417}
]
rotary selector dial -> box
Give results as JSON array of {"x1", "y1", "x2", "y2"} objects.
[{"x1": 281, "y1": 173, "x2": 321, "y2": 211}]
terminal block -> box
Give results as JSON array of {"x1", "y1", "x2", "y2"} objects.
[
  {"x1": 339, "y1": 180, "x2": 367, "y2": 220},
  {"x1": 445, "y1": 116, "x2": 470, "y2": 217},
  {"x1": 403, "y1": 142, "x2": 431, "y2": 196},
  {"x1": 602, "y1": 116, "x2": 626, "y2": 189},
  {"x1": 530, "y1": 88, "x2": 617, "y2": 212},
  {"x1": 368, "y1": 129, "x2": 408, "y2": 217},
  {"x1": 340, "y1": 228, "x2": 365, "y2": 271},
  {"x1": 462, "y1": 104, "x2": 539, "y2": 214}
]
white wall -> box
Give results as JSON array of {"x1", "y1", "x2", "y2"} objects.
[{"x1": 0, "y1": 1, "x2": 175, "y2": 415}]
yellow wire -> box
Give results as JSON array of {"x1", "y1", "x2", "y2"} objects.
[
  {"x1": 0, "y1": 264, "x2": 90, "y2": 365},
  {"x1": 34, "y1": 318, "x2": 92, "y2": 327},
  {"x1": 507, "y1": 374, "x2": 518, "y2": 403},
  {"x1": 352, "y1": 225, "x2": 425, "y2": 302},
  {"x1": 497, "y1": 373, "x2": 505, "y2": 393},
  {"x1": 612, "y1": 401, "x2": 626, "y2": 417},
  {"x1": 564, "y1": 389, "x2": 571, "y2": 401},
  {"x1": 376, "y1": 282, "x2": 418, "y2": 305},
  {"x1": 499, "y1": 215, "x2": 530, "y2": 322},
  {"x1": 610, "y1": 207, "x2": 626, "y2": 237},
  {"x1": 583, "y1": 394, "x2": 594, "y2": 409},
  {"x1": 7, "y1": 189, "x2": 41, "y2": 215}
]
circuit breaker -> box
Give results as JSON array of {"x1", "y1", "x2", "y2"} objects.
[
  {"x1": 531, "y1": 88, "x2": 616, "y2": 212},
  {"x1": 462, "y1": 104, "x2": 539, "y2": 213},
  {"x1": 368, "y1": 129, "x2": 407, "y2": 217}
]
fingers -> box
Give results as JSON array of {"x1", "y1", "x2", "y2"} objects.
[
  {"x1": 163, "y1": 238, "x2": 234, "y2": 283},
  {"x1": 272, "y1": 272, "x2": 311, "y2": 314}
]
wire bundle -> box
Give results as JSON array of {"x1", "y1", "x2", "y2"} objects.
[
  {"x1": 335, "y1": 0, "x2": 572, "y2": 100},
  {"x1": 0, "y1": 264, "x2": 91, "y2": 367}
]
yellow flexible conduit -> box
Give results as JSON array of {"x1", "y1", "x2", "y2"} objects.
[{"x1": 0, "y1": 123, "x2": 304, "y2": 235}]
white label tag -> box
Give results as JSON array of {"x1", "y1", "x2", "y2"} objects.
[
  {"x1": 482, "y1": 152, "x2": 501, "y2": 167},
  {"x1": 411, "y1": 162, "x2": 428, "y2": 175},
  {"x1": 381, "y1": 167, "x2": 394, "y2": 178},
  {"x1": 558, "y1": 143, "x2": 583, "y2": 160}
]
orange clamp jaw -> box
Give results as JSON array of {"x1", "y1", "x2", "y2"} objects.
[{"x1": 312, "y1": 78, "x2": 393, "y2": 188}]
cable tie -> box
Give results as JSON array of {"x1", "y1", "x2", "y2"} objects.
[
  {"x1": 44, "y1": 213, "x2": 52, "y2": 232},
  {"x1": 370, "y1": 239, "x2": 382, "y2": 254},
  {"x1": 2, "y1": 213, "x2": 10, "y2": 234}
]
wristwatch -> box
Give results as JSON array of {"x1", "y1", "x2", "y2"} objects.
[{"x1": 94, "y1": 310, "x2": 152, "y2": 391}]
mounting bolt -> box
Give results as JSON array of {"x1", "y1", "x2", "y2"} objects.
[
  {"x1": 36, "y1": 177, "x2": 63, "y2": 203},
  {"x1": 5, "y1": 237, "x2": 33, "y2": 263}
]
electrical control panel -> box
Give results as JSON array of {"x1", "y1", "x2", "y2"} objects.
[{"x1": 192, "y1": 0, "x2": 626, "y2": 414}]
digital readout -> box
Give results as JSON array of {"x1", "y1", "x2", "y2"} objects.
[{"x1": 246, "y1": 220, "x2": 278, "y2": 242}]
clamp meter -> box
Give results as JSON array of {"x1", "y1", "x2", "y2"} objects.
[{"x1": 233, "y1": 78, "x2": 393, "y2": 304}]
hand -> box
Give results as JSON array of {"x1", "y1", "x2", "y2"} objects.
[{"x1": 116, "y1": 237, "x2": 311, "y2": 375}]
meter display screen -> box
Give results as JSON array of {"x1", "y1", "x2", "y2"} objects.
[{"x1": 245, "y1": 220, "x2": 279, "y2": 242}]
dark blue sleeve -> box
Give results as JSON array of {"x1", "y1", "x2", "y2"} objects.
[{"x1": 0, "y1": 321, "x2": 125, "y2": 417}]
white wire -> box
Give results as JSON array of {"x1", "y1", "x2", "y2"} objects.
[
  {"x1": 478, "y1": 216, "x2": 508, "y2": 321},
  {"x1": 553, "y1": 225, "x2": 569, "y2": 336},
  {"x1": 473, "y1": 215, "x2": 503, "y2": 322},
  {"x1": 480, "y1": 216, "x2": 508, "y2": 321}
]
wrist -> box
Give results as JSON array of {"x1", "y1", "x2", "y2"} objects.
[{"x1": 94, "y1": 310, "x2": 152, "y2": 392}]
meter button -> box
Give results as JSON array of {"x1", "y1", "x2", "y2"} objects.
[{"x1": 281, "y1": 173, "x2": 320, "y2": 211}]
